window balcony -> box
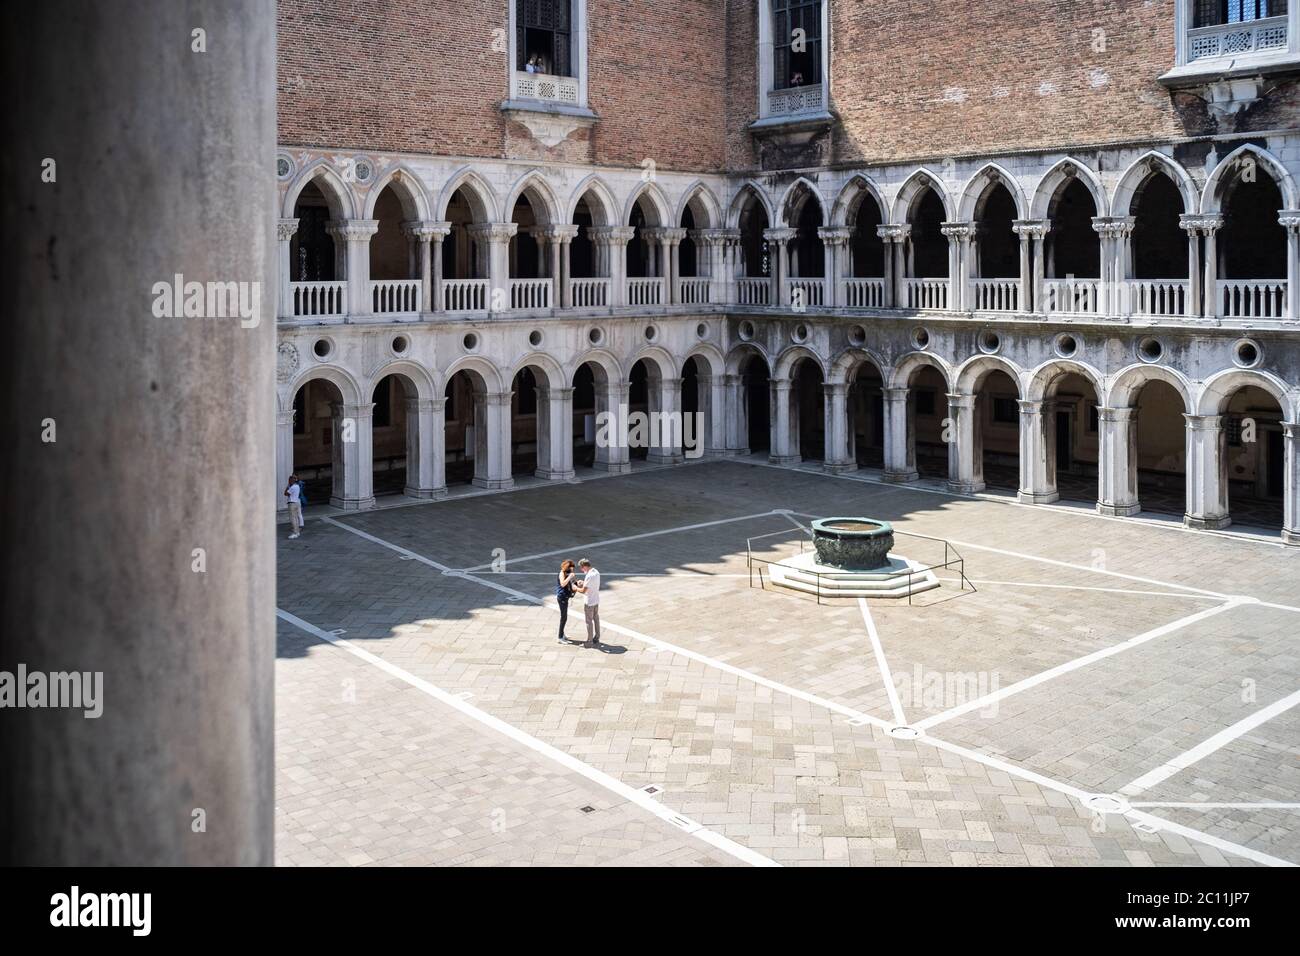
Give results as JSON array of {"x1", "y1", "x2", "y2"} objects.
[
  {"x1": 1163, "y1": 4, "x2": 1300, "y2": 88},
  {"x1": 511, "y1": 70, "x2": 580, "y2": 107},
  {"x1": 1187, "y1": 14, "x2": 1289, "y2": 62},
  {"x1": 766, "y1": 81, "x2": 826, "y2": 118}
]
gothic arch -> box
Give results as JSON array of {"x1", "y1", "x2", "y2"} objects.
[
  {"x1": 832, "y1": 173, "x2": 889, "y2": 228},
  {"x1": 623, "y1": 180, "x2": 672, "y2": 227},
  {"x1": 503, "y1": 168, "x2": 562, "y2": 225},
  {"x1": 435, "y1": 166, "x2": 499, "y2": 222},
  {"x1": 675, "y1": 181, "x2": 723, "y2": 229},
  {"x1": 891, "y1": 167, "x2": 955, "y2": 224},
  {"x1": 282, "y1": 159, "x2": 357, "y2": 220},
  {"x1": 361, "y1": 165, "x2": 431, "y2": 220},
  {"x1": 777, "y1": 177, "x2": 828, "y2": 227},
  {"x1": 957, "y1": 162, "x2": 1028, "y2": 222},
  {"x1": 1031, "y1": 157, "x2": 1109, "y2": 220},
  {"x1": 1201, "y1": 142, "x2": 1299, "y2": 214},
  {"x1": 727, "y1": 181, "x2": 775, "y2": 230},
  {"x1": 1112, "y1": 151, "x2": 1199, "y2": 218},
  {"x1": 567, "y1": 174, "x2": 619, "y2": 225}
]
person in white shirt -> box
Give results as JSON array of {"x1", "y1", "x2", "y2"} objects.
[
  {"x1": 284, "y1": 474, "x2": 304, "y2": 539},
  {"x1": 573, "y1": 558, "x2": 601, "y2": 647}
]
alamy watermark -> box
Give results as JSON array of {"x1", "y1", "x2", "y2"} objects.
[
  {"x1": 151, "y1": 273, "x2": 261, "y2": 328},
  {"x1": 0, "y1": 664, "x2": 103, "y2": 718},
  {"x1": 595, "y1": 406, "x2": 705, "y2": 459}
]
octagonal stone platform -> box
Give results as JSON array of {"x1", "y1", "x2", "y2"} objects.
[{"x1": 767, "y1": 550, "x2": 940, "y2": 600}]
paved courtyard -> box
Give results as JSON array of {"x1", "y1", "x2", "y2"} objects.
[{"x1": 275, "y1": 459, "x2": 1300, "y2": 867}]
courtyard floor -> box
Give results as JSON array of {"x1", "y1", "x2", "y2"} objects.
[{"x1": 275, "y1": 458, "x2": 1300, "y2": 867}]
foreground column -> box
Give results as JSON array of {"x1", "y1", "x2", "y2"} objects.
[
  {"x1": 647, "y1": 376, "x2": 685, "y2": 465},
  {"x1": 594, "y1": 381, "x2": 632, "y2": 473},
  {"x1": 536, "y1": 386, "x2": 575, "y2": 479},
  {"x1": 405, "y1": 397, "x2": 447, "y2": 498},
  {"x1": 769, "y1": 379, "x2": 799, "y2": 463},
  {"x1": 473, "y1": 391, "x2": 515, "y2": 489},
  {"x1": 333, "y1": 402, "x2": 376, "y2": 510},
  {"x1": 823, "y1": 382, "x2": 856, "y2": 473},
  {"x1": 1183, "y1": 414, "x2": 1229, "y2": 530},
  {"x1": 1096, "y1": 406, "x2": 1141, "y2": 516},
  {"x1": 0, "y1": 0, "x2": 275, "y2": 865},
  {"x1": 725, "y1": 373, "x2": 750, "y2": 454}
]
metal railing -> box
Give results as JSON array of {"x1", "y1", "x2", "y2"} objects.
[{"x1": 745, "y1": 520, "x2": 974, "y2": 606}]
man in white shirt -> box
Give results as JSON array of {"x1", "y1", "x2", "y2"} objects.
[
  {"x1": 574, "y1": 558, "x2": 601, "y2": 648},
  {"x1": 284, "y1": 474, "x2": 304, "y2": 539}
]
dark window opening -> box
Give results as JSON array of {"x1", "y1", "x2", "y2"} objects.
[
  {"x1": 1195, "y1": 1, "x2": 1286, "y2": 27},
  {"x1": 774, "y1": 0, "x2": 822, "y2": 89},
  {"x1": 916, "y1": 390, "x2": 936, "y2": 417},
  {"x1": 517, "y1": 0, "x2": 572, "y2": 77},
  {"x1": 992, "y1": 397, "x2": 1019, "y2": 426}
]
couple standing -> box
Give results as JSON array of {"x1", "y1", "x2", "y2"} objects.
[{"x1": 556, "y1": 558, "x2": 601, "y2": 647}]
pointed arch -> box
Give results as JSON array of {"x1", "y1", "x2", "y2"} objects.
[
  {"x1": 567, "y1": 173, "x2": 619, "y2": 226},
  {"x1": 892, "y1": 167, "x2": 955, "y2": 224},
  {"x1": 1201, "y1": 142, "x2": 1299, "y2": 214},
  {"x1": 623, "y1": 180, "x2": 672, "y2": 226},
  {"x1": 435, "y1": 166, "x2": 499, "y2": 222},
  {"x1": 832, "y1": 173, "x2": 889, "y2": 227},
  {"x1": 675, "y1": 181, "x2": 723, "y2": 229},
  {"x1": 503, "y1": 168, "x2": 562, "y2": 225},
  {"x1": 1031, "y1": 157, "x2": 1108, "y2": 220},
  {"x1": 283, "y1": 159, "x2": 357, "y2": 220},
  {"x1": 361, "y1": 165, "x2": 431, "y2": 220},
  {"x1": 1112, "y1": 151, "x2": 1198, "y2": 218},
  {"x1": 957, "y1": 162, "x2": 1028, "y2": 222},
  {"x1": 777, "y1": 176, "x2": 828, "y2": 227},
  {"x1": 727, "y1": 181, "x2": 775, "y2": 229}
]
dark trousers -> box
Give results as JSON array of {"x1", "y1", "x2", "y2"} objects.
[{"x1": 557, "y1": 598, "x2": 569, "y2": 638}]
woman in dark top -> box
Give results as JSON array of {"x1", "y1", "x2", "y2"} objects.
[{"x1": 556, "y1": 559, "x2": 577, "y2": 643}]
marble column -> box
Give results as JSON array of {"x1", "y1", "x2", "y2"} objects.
[
  {"x1": 468, "y1": 222, "x2": 518, "y2": 314},
  {"x1": 1012, "y1": 220, "x2": 1046, "y2": 313},
  {"x1": 764, "y1": 227, "x2": 796, "y2": 307},
  {"x1": 1199, "y1": 215, "x2": 1224, "y2": 322},
  {"x1": 1017, "y1": 399, "x2": 1058, "y2": 504},
  {"x1": 1279, "y1": 212, "x2": 1300, "y2": 323},
  {"x1": 404, "y1": 397, "x2": 447, "y2": 498},
  {"x1": 946, "y1": 392, "x2": 984, "y2": 493},
  {"x1": 535, "y1": 386, "x2": 576, "y2": 480},
  {"x1": 472, "y1": 390, "x2": 515, "y2": 490},
  {"x1": 823, "y1": 381, "x2": 855, "y2": 473},
  {"x1": 542, "y1": 224, "x2": 578, "y2": 309},
  {"x1": 594, "y1": 381, "x2": 632, "y2": 473},
  {"x1": 326, "y1": 218, "x2": 379, "y2": 317},
  {"x1": 698, "y1": 372, "x2": 730, "y2": 457},
  {"x1": 429, "y1": 222, "x2": 450, "y2": 311},
  {"x1": 331, "y1": 401, "x2": 376, "y2": 510},
  {"x1": 882, "y1": 387, "x2": 918, "y2": 482},
  {"x1": 402, "y1": 220, "x2": 446, "y2": 313},
  {"x1": 277, "y1": 218, "x2": 299, "y2": 318},
  {"x1": 1179, "y1": 214, "x2": 1204, "y2": 320},
  {"x1": 1183, "y1": 414, "x2": 1230, "y2": 530},
  {"x1": 1283, "y1": 422, "x2": 1300, "y2": 545},
  {"x1": 1096, "y1": 406, "x2": 1140, "y2": 516},
  {"x1": 276, "y1": 409, "x2": 295, "y2": 512},
  {"x1": 647, "y1": 376, "x2": 685, "y2": 464},
  {"x1": 725, "y1": 373, "x2": 750, "y2": 454},
  {"x1": 1, "y1": 0, "x2": 275, "y2": 866},
  {"x1": 877, "y1": 224, "x2": 910, "y2": 308},
  {"x1": 769, "y1": 378, "x2": 799, "y2": 464},
  {"x1": 940, "y1": 222, "x2": 974, "y2": 312}
]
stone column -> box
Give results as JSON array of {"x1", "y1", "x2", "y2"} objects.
[
  {"x1": 1179, "y1": 214, "x2": 1203, "y2": 320},
  {"x1": 404, "y1": 397, "x2": 446, "y2": 498},
  {"x1": 332, "y1": 401, "x2": 376, "y2": 510},
  {"x1": 468, "y1": 222, "x2": 517, "y2": 315},
  {"x1": 1183, "y1": 414, "x2": 1229, "y2": 530},
  {"x1": 277, "y1": 218, "x2": 299, "y2": 318},
  {"x1": 946, "y1": 392, "x2": 984, "y2": 493},
  {"x1": 725, "y1": 373, "x2": 749, "y2": 454},
  {"x1": 542, "y1": 224, "x2": 578, "y2": 309},
  {"x1": 1198, "y1": 215, "x2": 1224, "y2": 322},
  {"x1": 276, "y1": 408, "x2": 296, "y2": 512},
  {"x1": 648, "y1": 376, "x2": 685, "y2": 464},
  {"x1": 698, "y1": 372, "x2": 729, "y2": 457},
  {"x1": 594, "y1": 381, "x2": 632, "y2": 473},
  {"x1": 823, "y1": 381, "x2": 855, "y2": 473},
  {"x1": 1096, "y1": 406, "x2": 1140, "y2": 516},
  {"x1": 0, "y1": 0, "x2": 275, "y2": 866},
  {"x1": 1280, "y1": 212, "x2": 1300, "y2": 323},
  {"x1": 472, "y1": 391, "x2": 515, "y2": 490},
  {"x1": 589, "y1": 225, "x2": 634, "y2": 307},
  {"x1": 877, "y1": 224, "x2": 910, "y2": 308},
  {"x1": 1017, "y1": 399, "x2": 1058, "y2": 504},
  {"x1": 769, "y1": 378, "x2": 799, "y2": 464},
  {"x1": 327, "y1": 218, "x2": 379, "y2": 317},
  {"x1": 1012, "y1": 220, "x2": 1044, "y2": 313},
  {"x1": 650, "y1": 227, "x2": 687, "y2": 304},
  {"x1": 940, "y1": 222, "x2": 974, "y2": 312},
  {"x1": 764, "y1": 227, "x2": 796, "y2": 306},
  {"x1": 428, "y1": 222, "x2": 451, "y2": 311},
  {"x1": 402, "y1": 220, "x2": 443, "y2": 313},
  {"x1": 818, "y1": 226, "x2": 852, "y2": 307},
  {"x1": 535, "y1": 386, "x2": 575, "y2": 480},
  {"x1": 1092, "y1": 216, "x2": 1135, "y2": 318},
  {"x1": 881, "y1": 387, "x2": 918, "y2": 482},
  {"x1": 1283, "y1": 422, "x2": 1300, "y2": 545},
  {"x1": 1025, "y1": 220, "x2": 1051, "y2": 313}
]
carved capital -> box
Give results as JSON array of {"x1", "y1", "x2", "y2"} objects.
[
  {"x1": 763, "y1": 227, "x2": 797, "y2": 244},
  {"x1": 1091, "y1": 216, "x2": 1136, "y2": 238},
  {"x1": 402, "y1": 219, "x2": 452, "y2": 241},
  {"x1": 325, "y1": 218, "x2": 380, "y2": 241},
  {"x1": 1012, "y1": 219, "x2": 1050, "y2": 239},
  {"x1": 939, "y1": 221, "x2": 975, "y2": 242},
  {"x1": 1278, "y1": 210, "x2": 1300, "y2": 235},
  {"x1": 588, "y1": 225, "x2": 637, "y2": 245},
  {"x1": 541, "y1": 224, "x2": 580, "y2": 243},
  {"x1": 1179, "y1": 213, "x2": 1224, "y2": 236},
  {"x1": 467, "y1": 222, "x2": 519, "y2": 242},
  {"x1": 876, "y1": 223, "x2": 911, "y2": 243},
  {"x1": 277, "y1": 218, "x2": 300, "y2": 241},
  {"x1": 817, "y1": 225, "x2": 853, "y2": 246}
]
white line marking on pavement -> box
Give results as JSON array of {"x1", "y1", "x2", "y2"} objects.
[
  {"x1": 934, "y1": 577, "x2": 1221, "y2": 601},
  {"x1": 1129, "y1": 803, "x2": 1300, "y2": 811},
  {"x1": 860, "y1": 599, "x2": 907, "y2": 727},
  {"x1": 1121, "y1": 687, "x2": 1300, "y2": 796},
  {"x1": 276, "y1": 607, "x2": 777, "y2": 868},
  {"x1": 914, "y1": 599, "x2": 1243, "y2": 732},
  {"x1": 460, "y1": 510, "x2": 789, "y2": 572},
  {"x1": 318, "y1": 516, "x2": 1296, "y2": 868}
]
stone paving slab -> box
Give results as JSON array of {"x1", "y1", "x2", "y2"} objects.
[{"x1": 275, "y1": 460, "x2": 1299, "y2": 866}]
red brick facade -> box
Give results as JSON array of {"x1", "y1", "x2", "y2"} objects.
[{"x1": 280, "y1": 1, "x2": 1300, "y2": 175}]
